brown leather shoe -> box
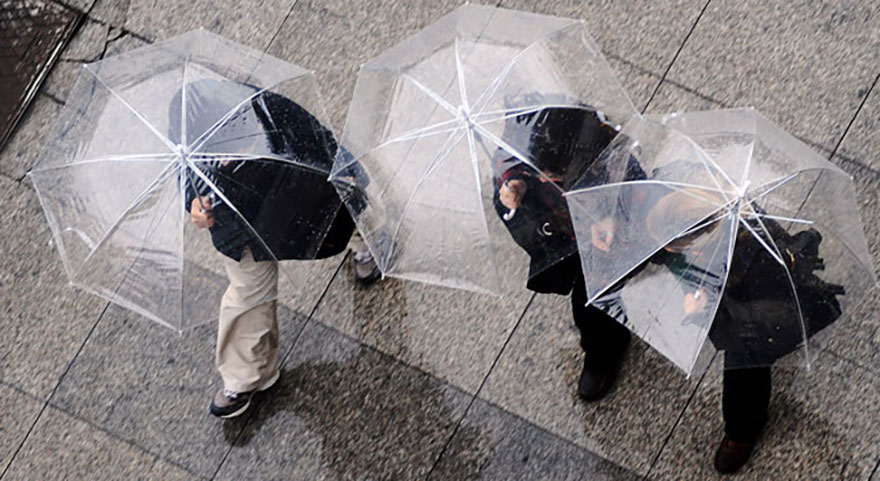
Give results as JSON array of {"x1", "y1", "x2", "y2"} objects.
[{"x1": 713, "y1": 435, "x2": 755, "y2": 474}]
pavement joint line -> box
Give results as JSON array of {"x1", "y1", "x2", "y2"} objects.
[
  {"x1": 643, "y1": 350, "x2": 718, "y2": 480},
  {"x1": 205, "y1": 287, "x2": 491, "y2": 481},
  {"x1": 424, "y1": 291, "x2": 537, "y2": 480},
  {"x1": 263, "y1": 290, "x2": 721, "y2": 480},
  {"x1": 3, "y1": 4, "x2": 877, "y2": 478},
  {"x1": 208, "y1": 251, "x2": 347, "y2": 481},
  {"x1": 604, "y1": 52, "x2": 728, "y2": 112},
  {"x1": 445, "y1": 375, "x2": 664, "y2": 478},
  {"x1": 41, "y1": 92, "x2": 65, "y2": 106},
  {"x1": 186, "y1": 282, "x2": 574, "y2": 478},
  {"x1": 269, "y1": 295, "x2": 484, "y2": 398},
  {"x1": 819, "y1": 347, "x2": 880, "y2": 381},
  {"x1": 262, "y1": 0, "x2": 299, "y2": 53},
  {"x1": 0, "y1": 379, "x2": 43, "y2": 404},
  {"x1": 869, "y1": 454, "x2": 880, "y2": 480},
  {"x1": 0, "y1": 300, "x2": 109, "y2": 481},
  {"x1": 641, "y1": 0, "x2": 712, "y2": 114},
  {"x1": 828, "y1": 72, "x2": 880, "y2": 161},
  {"x1": 41, "y1": 399, "x2": 209, "y2": 480}
]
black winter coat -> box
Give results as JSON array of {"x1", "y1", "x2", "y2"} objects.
[
  {"x1": 605, "y1": 219, "x2": 845, "y2": 366},
  {"x1": 491, "y1": 106, "x2": 642, "y2": 294},
  {"x1": 174, "y1": 79, "x2": 353, "y2": 262}
]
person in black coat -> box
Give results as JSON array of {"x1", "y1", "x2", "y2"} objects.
[
  {"x1": 604, "y1": 185, "x2": 845, "y2": 473},
  {"x1": 492, "y1": 104, "x2": 644, "y2": 400},
  {"x1": 174, "y1": 79, "x2": 354, "y2": 418},
  {"x1": 179, "y1": 80, "x2": 354, "y2": 262}
]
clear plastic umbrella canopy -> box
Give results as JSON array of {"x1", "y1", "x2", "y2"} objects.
[
  {"x1": 330, "y1": 4, "x2": 636, "y2": 295},
  {"x1": 28, "y1": 29, "x2": 342, "y2": 332},
  {"x1": 565, "y1": 108, "x2": 878, "y2": 375}
]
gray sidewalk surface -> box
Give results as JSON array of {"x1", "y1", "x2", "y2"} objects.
[{"x1": 1, "y1": 1, "x2": 879, "y2": 480}]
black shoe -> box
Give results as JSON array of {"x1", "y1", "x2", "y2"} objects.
[
  {"x1": 209, "y1": 370, "x2": 279, "y2": 419},
  {"x1": 713, "y1": 435, "x2": 755, "y2": 474},
  {"x1": 577, "y1": 340, "x2": 629, "y2": 401}
]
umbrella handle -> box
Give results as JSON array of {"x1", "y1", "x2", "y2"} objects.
[
  {"x1": 503, "y1": 208, "x2": 517, "y2": 221},
  {"x1": 198, "y1": 192, "x2": 218, "y2": 213}
]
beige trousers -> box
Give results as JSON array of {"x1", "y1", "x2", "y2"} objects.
[{"x1": 217, "y1": 248, "x2": 279, "y2": 393}]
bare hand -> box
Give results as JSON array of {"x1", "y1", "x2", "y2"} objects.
[
  {"x1": 190, "y1": 196, "x2": 214, "y2": 229},
  {"x1": 499, "y1": 180, "x2": 526, "y2": 210},
  {"x1": 591, "y1": 217, "x2": 616, "y2": 251},
  {"x1": 683, "y1": 289, "x2": 708, "y2": 315}
]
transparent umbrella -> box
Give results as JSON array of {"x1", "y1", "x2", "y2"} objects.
[
  {"x1": 565, "y1": 108, "x2": 878, "y2": 375},
  {"x1": 28, "y1": 29, "x2": 344, "y2": 332},
  {"x1": 329, "y1": 4, "x2": 636, "y2": 295}
]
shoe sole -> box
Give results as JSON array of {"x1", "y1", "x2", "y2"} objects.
[
  {"x1": 355, "y1": 270, "x2": 381, "y2": 285},
  {"x1": 217, "y1": 399, "x2": 251, "y2": 419},
  {"x1": 215, "y1": 371, "x2": 281, "y2": 419}
]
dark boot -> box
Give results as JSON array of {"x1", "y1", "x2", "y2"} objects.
[
  {"x1": 577, "y1": 333, "x2": 629, "y2": 401},
  {"x1": 715, "y1": 363, "x2": 771, "y2": 473},
  {"x1": 570, "y1": 269, "x2": 631, "y2": 401}
]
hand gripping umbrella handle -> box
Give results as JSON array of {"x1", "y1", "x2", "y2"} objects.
[
  {"x1": 198, "y1": 191, "x2": 218, "y2": 213},
  {"x1": 503, "y1": 208, "x2": 517, "y2": 221}
]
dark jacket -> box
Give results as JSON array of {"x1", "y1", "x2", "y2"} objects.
[
  {"x1": 615, "y1": 218, "x2": 845, "y2": 366},
  {"x1": 707, "y1": 223, "x2": 844, "y2": 365},
  {"x1": 175, "y1": 79, "x2": 353, "y2": 262},
  {"x1": 491, "y1": 106, "x2": 642, "y2": 294}
]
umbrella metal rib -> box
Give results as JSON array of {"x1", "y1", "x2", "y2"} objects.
[
  {"x1": 84, "y1": 65, "x2": 178, "y2": 153},
  {"x1": 72, "y1": 163, "x2": 177, "y2": 281}
]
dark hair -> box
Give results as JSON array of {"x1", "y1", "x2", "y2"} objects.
[{"x1": 511, "y1": 106, "x2": 617, "y2": 178}]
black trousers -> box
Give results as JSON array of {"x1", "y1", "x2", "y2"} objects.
[
  {"x1": 570, "y1": 271, "x2": 631, "y2": 361},
  {"x1": 722, "y1": 360, "x2": 771, "y2": 442}
]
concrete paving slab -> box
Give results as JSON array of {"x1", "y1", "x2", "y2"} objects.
[
  {"x1": 48, "y1": 283, "x2": 316, "y2": 478},
  {"x1": 88, "y1": 0, "x2": 131, "y2": 27},
  {"x1": 310, "y1": 251, "x2": 532, "y2": 395},
  {"x1": 498, "y1": 0, "x2": 706, "y2": 83},
  {"x1": 0, "y1": 94, "x2": 62, "y2": 180},
  {"x1": 642, "y1": 76, "x2": 726, "y2": 115},
  {"x1": 478, "y1": 292, "x2": 698, "y2": 476},
  {"x1": 215, "y1": 320, "x2": 472, "y2": 481},
  {"x1": 647, "y1": 352, "x2": 880, "y2": 480},
  {"x1": 0, "y1": 176, "x2": 106, "y2": 399},
  {"x1": 41, "y1": 19, "x2": 110, "y2": 103},
  {"x1": 123, "y1": 0, "x2": 296, "y2": 50},
  {"x1": 266, "y1": 0, "x2": 467, "y2": 131},
  {"x1": 606, "y1": 56, "x2": 663, "y2": 113},
  {"x1": 821, "y1": 86, "x2": 880, "y2": 373},
  {"x1": 61, "y1": 17, "x2": 109, "y2": 61},
  {"x1": 0, "y1": 384, "x2": 42, "y2": 475},
  {"x1": 430, "y1": 397, "x2": 643, "y2": 481},
  {"x1": 2, "y1": 406, "x2": 193, "y2": 480},
  {"x1": 662, "y1": 0, "x2": 880, "y2": 151},
  {"x1": 52, "y1": 0, "x2": 96, "y2": 14}
]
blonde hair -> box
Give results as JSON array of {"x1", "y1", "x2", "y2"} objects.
[{"x1": 646, "y1": 188, "x2": 726, "y2": 251}]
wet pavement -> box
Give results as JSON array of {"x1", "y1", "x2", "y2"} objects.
[{"x1": 1, "y1": 1, "x2": 879, "y2": 480}]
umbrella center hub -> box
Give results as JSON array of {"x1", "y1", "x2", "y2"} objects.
[
  {"x1": 458, "y1": 106, "x2": 474, "y2": 128},
  {"x1": 731, "y1": 180, "x2": 752, "y2": 217},
  {"x1": 174, "y1": 143, "x2": 190, "y2": 165}
]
